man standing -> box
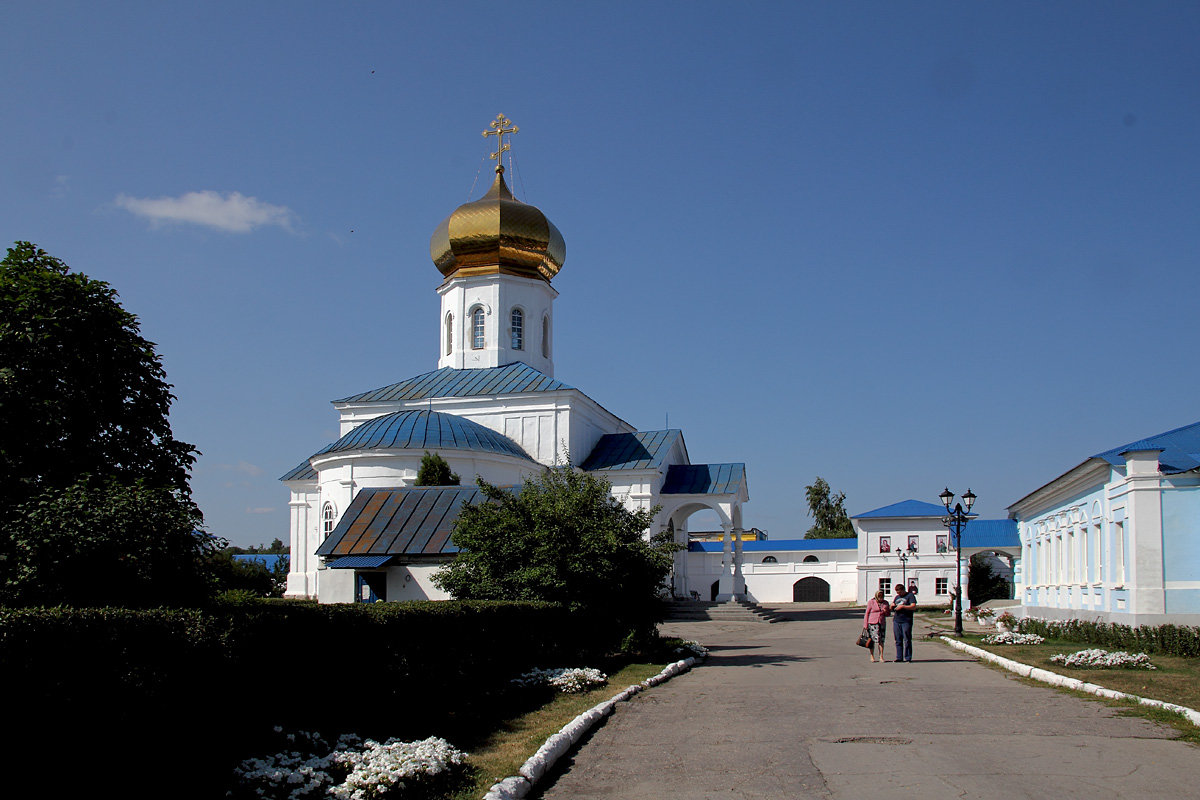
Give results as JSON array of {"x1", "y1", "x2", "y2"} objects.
[{"x1": 892, "y1": 583, "x2": 917, "y2": 662}]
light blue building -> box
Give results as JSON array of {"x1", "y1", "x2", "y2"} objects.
[{"x1": 1008, "y1": 420, "x2": 1200, "y2": 625}]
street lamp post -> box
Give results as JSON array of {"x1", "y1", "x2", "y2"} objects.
[
  {"x1": 939, "y1": 487, "x2": 976, "y2": 637},
  {"x1": 896, "y1": 548, "x2": 914, "y2": 588}
]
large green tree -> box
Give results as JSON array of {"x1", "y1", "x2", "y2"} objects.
[
  {"x1": 0, "y1": 243, "x2": 213, "y2": 606},
  {"x1": 803, "y1": 476, "x2": 856, "y2": 539},
  {"x1": 0, "y1": 242, "x2": 197, "y2": 502},
  {"x1": 432, "y1": 465, "x2": 676, "y2": 645}
]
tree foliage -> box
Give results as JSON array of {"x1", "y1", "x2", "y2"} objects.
[
  {"x1": 1, "y1": 479, "x2": 222, "y2": 607},
  {"x1": 0, "y1": 242, "x2": 197, "y2": 504},
  {"x1": 0, "y1": 243, "x2": 213, "y2": 606},
  {"x1": 432, "y1": 465, "x2": 676, "y2": 643},
  {"x1": 968, "y1": 554, "x2": 1011, "y2": 605},
  {"x1": 416, "y1": 450, "x2": 460, "y2": 486},
  {"x1": 803, "y1": 476, "x2": 856, "y2": 539}
]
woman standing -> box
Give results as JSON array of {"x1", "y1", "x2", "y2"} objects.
[{"x1": 863, "y1": 589, "x2": 891, "y2": 663}]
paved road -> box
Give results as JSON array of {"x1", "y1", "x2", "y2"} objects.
[{"x1": 534, "y1": 606, "x2": 1200, "y2": 799}]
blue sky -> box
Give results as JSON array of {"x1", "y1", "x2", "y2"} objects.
[{"x1": 3, "y1": 2, "x2": 1198, "y2": 546}]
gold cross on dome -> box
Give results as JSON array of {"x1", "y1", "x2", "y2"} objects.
[{"x1": 482, "y1": 114, "x2": 518, "y2": 172}]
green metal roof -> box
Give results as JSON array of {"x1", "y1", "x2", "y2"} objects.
[
  {"x1": 580, "y1": 430, "x2": 683, "y2": 471},
  {"x1": 661, "y1": 463, "x2": 746, "y2": 495},
  {"x1": 312, "y1": 409, "x2": 533, "y2": 461},
  {"x1": 336, "y1": 362, "x2": 572, "y2": 404}
]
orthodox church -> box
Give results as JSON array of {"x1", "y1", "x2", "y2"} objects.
[{"x1": 282, "y1": 116, "x2": 750, "y2": 604}]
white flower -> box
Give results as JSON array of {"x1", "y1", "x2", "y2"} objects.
[
  {"x1": 981, "y1": 632, "x2": 1045, "y2": 645},
  {"x1": 1049, "y1": 648, "x2": 1156, "y2": 670},
  {"x1": 512, "y1": 666, "x2": 608, "y2": 693}
]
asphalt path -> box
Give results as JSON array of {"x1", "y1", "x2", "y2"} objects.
[{"x1": 534, "y1": 605, "x2": 1200, "y2": 799}]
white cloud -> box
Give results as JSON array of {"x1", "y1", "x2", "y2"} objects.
[
  {"x1": 245, "y1": 507, "x2": 276, "y2": 515},
  {"x1": 115, "y1": 190, "x2": 297, "y2": 233}
]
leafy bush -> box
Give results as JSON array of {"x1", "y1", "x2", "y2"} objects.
[
  {"x1": 1015, "y1": 617, "x2": 1200, "y2": 658},
  {"x1": 0, "y1": 601, "x2": 603, "y2": 799}
]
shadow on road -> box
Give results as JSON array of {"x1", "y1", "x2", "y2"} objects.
[
  {"x1": 764, "y1": 606, "x2": 863, "y2": 623},
  {"x1": 705, "y1": 652, "x2": 811, "y2": 667}
]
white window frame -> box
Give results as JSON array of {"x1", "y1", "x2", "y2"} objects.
[
  {"x1": 471, "y1": 307, "x2": 485, "y2": 350},
  {"x1": 510, "y1": 308, "x2": 524, "y2": 351}
]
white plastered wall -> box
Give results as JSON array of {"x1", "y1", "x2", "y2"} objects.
[{"x1": 437, "y1": 273, "x2": 558, "y2": 375}]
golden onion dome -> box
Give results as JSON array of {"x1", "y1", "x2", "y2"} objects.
[{"x1": 430, "y1": 169, "x2": 566, "y2": 282}]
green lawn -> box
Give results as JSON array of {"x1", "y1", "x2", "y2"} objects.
[
  {"x1": 951, "y1": 632, "x2": 1200, "y2": 711},
  {"x1": 449, "y1": 662, "x2": 667, "y2": 799}
]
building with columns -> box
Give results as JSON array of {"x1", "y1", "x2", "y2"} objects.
[
  {"x1": 1008, "y1": 419, "x2": 1200, "y2": 625},
  {"x1": 282, "y1": 117, "x2": 751, "y2": 604}
]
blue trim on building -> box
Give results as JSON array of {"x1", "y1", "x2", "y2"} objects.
[
  {"x1": 689, "y1": 538, "x2": 855, "y2": 553},
  {"x1": 853, "y1": 499, "x2": 952, "y2": 519},
  {"x1": 326, "y1": 555, "x2": 394, "y2": 569},
  {"x1": 957, "y1": 519, "x2": 1019, "y2": 548},
  {"x1": 232, "y1": 554, "x2": 289, "y2": 569},
  {"x1": 1093, "y1": 419, "x2": 1200, "y2": 474}
]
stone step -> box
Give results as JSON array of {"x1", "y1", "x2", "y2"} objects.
[{"x1": 664, "y1": 598, "x2": 785, "y2": 623}]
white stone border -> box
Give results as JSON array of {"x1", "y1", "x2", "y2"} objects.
[
  {"x1": 481, "y1": 656, "x2": 701, "y2": 800},
  {"x1": 940, "y1": 636, "x2": 1200, "y2": 727}
]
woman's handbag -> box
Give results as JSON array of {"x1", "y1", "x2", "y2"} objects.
[{"x1": 856, "y1": 628, "x2": 871, "y2": 647}]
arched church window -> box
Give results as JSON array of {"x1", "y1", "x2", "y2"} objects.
[
  {"x1": 471, "y1": 307, "x2": 485, "y2": 350},
  {"x1": 762, "y1": 556, "x2": 778, "y2": 563},
  {"x1": 803, "y1": 555, "x2": 819, "y2": 563},
  {"x1": 445, "y1": 313, "x2": 453, "y2": 356},
  {"x1": 511, "y1": 308, "x2": 524, "y2": 350},
  {"x1": 541, "y1": 314, "x2": 550, "y2": 358},
  {"x1": 322, "y1": 503, "x2": 336, "y2": 537}
]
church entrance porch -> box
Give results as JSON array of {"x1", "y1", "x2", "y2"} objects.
[{"x1": 793, "y1": 576, "x2": 831, "y2": 602}]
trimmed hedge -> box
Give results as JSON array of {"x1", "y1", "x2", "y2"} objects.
[
  {"x1": 1014, "y1": 616, "x2": 1200, "y2": 658},
  {"x1": 0, "y1": 600, "x2": 609, "y2": 799}
]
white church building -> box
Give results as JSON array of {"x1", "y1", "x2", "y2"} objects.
[{"x1": 282, "y1": 119, "x2": 751, "y2": 604}]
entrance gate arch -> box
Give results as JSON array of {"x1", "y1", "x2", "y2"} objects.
[{"x1": 793, "y1": 576, "x2": 830, "y2": 602}]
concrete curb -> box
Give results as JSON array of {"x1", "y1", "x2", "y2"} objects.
[
  {"x1": 939, "y1": 636, "x2": 1200, "y2": 727},
  {"x1": 481, "y1": 656, "x2": 701, "y2": 800}
]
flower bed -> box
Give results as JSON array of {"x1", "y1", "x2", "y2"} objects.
[
  {"x1": 512, "y1": 667, "x2": 608, "y2": 693},
  {"x1": 674, "y1": 640, "x2": 708, "y2": 657},
  {"x1": 1049, "y1": 648, "x2": 1156, "y2": 670},
  {"x1": 231, "y1": 731, "x2": 468, "y2": 800},
  {"x1": 981, "y1": 631, "x2": 1045, "y2": 645}
]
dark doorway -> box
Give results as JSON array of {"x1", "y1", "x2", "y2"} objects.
[
  {"x1": 710, "y1": 580, "x2": 720, "y2": 602},
  {"x1": 793, "y1": 576, "x2": 830, "y2": 602},
  {"x1": 356, "y1": 572, "x2": 386, "y2": 603}
]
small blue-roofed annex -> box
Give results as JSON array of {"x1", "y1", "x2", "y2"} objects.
[
  {"x1": 852, "y1": 501, "x2": 1019, "y2": 606},
  {"x1": 1008, "y1": 419, "x2": 1200, "y2": 625},
  {"x1": 280, "y1": 123, "x2": 753, "y2": 604}
]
